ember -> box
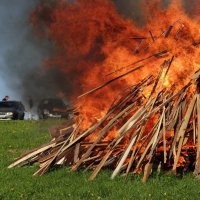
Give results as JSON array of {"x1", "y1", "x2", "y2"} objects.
[{"x1": 8, "y1": 0, "x2": 200, "y2": 182}]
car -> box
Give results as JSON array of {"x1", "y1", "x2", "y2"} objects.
[
  {"x1": 38, "y1": 98, "x2": 70, "y2": 119},
  {"x1": 0, "y1": 101, "x2": 25, "y2": 120}
]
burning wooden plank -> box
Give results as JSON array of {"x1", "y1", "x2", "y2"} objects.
[{"x1": 78, "y1": 65, "x2": 145, "y2": 98}]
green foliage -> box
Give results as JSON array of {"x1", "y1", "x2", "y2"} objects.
[{"x1": 1, "y1": 120, "x2": 200, "y2": 200}]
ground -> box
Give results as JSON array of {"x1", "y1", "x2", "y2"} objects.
[{"x1": 1, "y1": 120, "x2": 200, "y2": 200}]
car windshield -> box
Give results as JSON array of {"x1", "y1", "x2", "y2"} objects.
[
  {"x1": 0, "y1": 102, "x2": 19, "y2": 109},
  {"x1": 43, "y1": 99, "x2": 65, "y2": 107}
]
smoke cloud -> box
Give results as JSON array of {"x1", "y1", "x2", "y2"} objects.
[
  {"x1": 0, "y1": 0, "x2": 76, "y2": 109},
  {"x1": 113, "y1": 0, "x2": 200, "y2": 25}
]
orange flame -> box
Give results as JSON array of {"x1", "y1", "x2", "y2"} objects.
[{"x1": 31, "y1": 0, "x2": 200, "y2": 141}]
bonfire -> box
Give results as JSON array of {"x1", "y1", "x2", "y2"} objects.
[{"x1": 8, "y1": 0, "x2": 200, "y2": 182}]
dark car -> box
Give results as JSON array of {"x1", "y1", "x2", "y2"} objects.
[
  {"x1": 0, "y1": 101, "x2": 25, "y2": 120},
  {"x1": 38, "y1": 98, "x2": 69, "y2": 119}
]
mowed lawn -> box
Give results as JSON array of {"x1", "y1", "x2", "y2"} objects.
[{"x1": 1, "y1": 121, "x2": 200, "y2": 200}]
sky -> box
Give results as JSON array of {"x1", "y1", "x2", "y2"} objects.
[
  {"x1": 0, "y1": 57, "x2": 7, "y2": 99},
  {"x1": 0, "y1": 0, "x2": 36, "y2": 101}
]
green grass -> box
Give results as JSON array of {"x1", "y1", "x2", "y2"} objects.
[{"x1": 1, "y1": 120, "x2": 200, "y2": 200}]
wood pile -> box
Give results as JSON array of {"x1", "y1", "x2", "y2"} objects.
[{"x1": 8, "y1": 20, "x2": 200, "y2": 182}]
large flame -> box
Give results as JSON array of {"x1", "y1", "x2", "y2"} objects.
[{"x1": 30, "y1": 0, "x2": 200, "y2": 130}]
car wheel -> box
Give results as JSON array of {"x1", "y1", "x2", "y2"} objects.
[
  {"x1": 43, "y1": 114, "x2": 48, "y2": 119},
  {"x1": 38, "y1": 111, "x2": 43, "y2": 119},
  {"x1": 19, "y1": 114, "x2": 24, "y2": 120},
  {"x1": 62, "y1": 114, "x2": 70, "y2": 120},
  {"x1": 38, "y1": 114, "x2": 43, "y2": 119},
  {"x1": 12, "y1": 113, "x2": 18, "y2": 120}
]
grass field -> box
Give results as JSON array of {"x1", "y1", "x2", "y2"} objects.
[{"x1": 1, "y1": 120, "x2": 200, "y2": 200}]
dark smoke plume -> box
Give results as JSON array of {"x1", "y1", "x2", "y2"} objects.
[
  {"x1": 0, "y1": 0, "x2": 73, "y2": 109},
  {"x1": 113, "y1": 0, "x2": 200, "y2": 25}
]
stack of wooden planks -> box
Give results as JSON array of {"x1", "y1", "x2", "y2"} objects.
[
  {"x1": 8, "y1": 20, "x2": 200, "y2": 182},
  {"x1": 8, "y1": 68, "x2": 200, "y2": 182}
]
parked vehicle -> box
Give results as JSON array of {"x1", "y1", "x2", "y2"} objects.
[
  {"x1": 0, "y1": 101, "x2": 25, "y2": 120},
  {"x1": 38, "y1": 98, "x2": 69, "y2": 119}
]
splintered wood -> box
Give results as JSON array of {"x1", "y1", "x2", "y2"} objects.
[{"x1": 8, "y1": 20, "x2": 200, "y2": 182}]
